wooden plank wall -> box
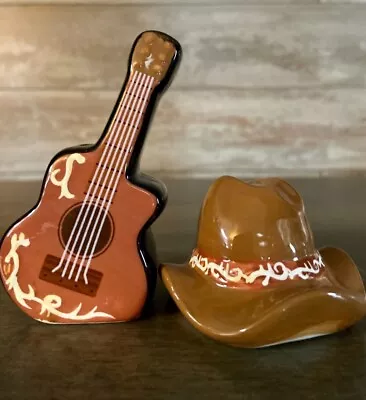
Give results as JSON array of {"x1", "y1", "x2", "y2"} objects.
[{"x1": 0, "y1": 2, "x2": 366, "y2": 179}]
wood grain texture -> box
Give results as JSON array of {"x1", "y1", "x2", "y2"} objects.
[
  {"x1": 0, "y1": 5, "x2": 366, "y2": 89},
  {"x1": 1, "y1": 1, "x2": 365, "y2": 6},
  {"x1": 1, "y1": 4, "x2": 366, "y2": 178},
  {"x1": 1, "y1": 179, "x2": 366, "y2": 400},
  {"x1": 0, "y1": 88, "x2": 366, "y2": 179},
  {"x1": 0, "y1": 0, "x2": 323, "y2": 3}
]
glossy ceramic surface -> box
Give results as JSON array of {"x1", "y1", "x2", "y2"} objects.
[
  {"x1": 161, "y1": 175, "x2": 366, "y2": 348},
  {"x1": 0, "y1": 30, "x2": 182, "y2": 324}
]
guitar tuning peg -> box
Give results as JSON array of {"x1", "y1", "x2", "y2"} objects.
[
  {"x1": 140, "y1": 46, "x2": 149, "y2": 55},
  {"x1": 143, "y1": 32, "x2": 154, "y2": 44},
  {"x1": 153, "y1": 65, "x2": 163, "y2": 73},
  {"x1": 164, "y1": 41, "x2": 173, "y2": 50}
]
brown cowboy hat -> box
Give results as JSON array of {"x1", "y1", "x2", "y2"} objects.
[{"x1": 160, "y1": 176, "x2": 366, "y2": 348}]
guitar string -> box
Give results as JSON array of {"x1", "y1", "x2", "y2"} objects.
[
  {"x1": 74, "y1": 74, "x2": 154, "y2": 283},
  {"x1": 63, "y1": 72, "x2": 145, "y2": 280},
  {"x1": 53, "y1": 72, "x2": 139, "y2": 276},
  {"x1": 55, "y1": 71, "x2": 140, "y2": 277},
  {"x1": 74, "y1": 74, "x2": 153, "y2": 283},
  {"x1": 53, "y1": 70, "x2": 141, "y2": 277},
  {"x1": 67, "y1": 72, "x2": 151, "y2": 281}
]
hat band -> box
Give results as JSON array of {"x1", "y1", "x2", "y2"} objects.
[{"x1": 189, "y1": 249, "x2": 325, "y2": 288}]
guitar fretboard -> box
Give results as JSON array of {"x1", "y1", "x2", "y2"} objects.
[{"x1": 100, "y1": 72, "x2": 155, "y2": 172}]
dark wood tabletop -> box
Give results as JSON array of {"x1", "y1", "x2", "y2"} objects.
[{"x1": 1, "y1": 177, "x2": 366, "y2": 400}]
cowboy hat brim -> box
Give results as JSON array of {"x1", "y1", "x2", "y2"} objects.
[{"x1": 160, "y1": 247, "x2": 366, "y2": 348}]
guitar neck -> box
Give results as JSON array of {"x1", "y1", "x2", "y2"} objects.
[
  {"x1": 99, "y1": 71, "x2": 156, "y2": 174},
  {"x1": 87, "y1": 30, "x2": 180, "y2": 196}
]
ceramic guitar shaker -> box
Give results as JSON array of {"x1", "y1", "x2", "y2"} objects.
[
  {"x1": 0, "y1": 30, "x2": 181, "y2": 324},
  {"x1": 160, "y1": 176, "x2": 366, "y2": 348}
]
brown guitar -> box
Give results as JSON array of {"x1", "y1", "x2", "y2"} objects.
[{"x1": 0, "y1": 31, "x2": 181, "y2": 324}]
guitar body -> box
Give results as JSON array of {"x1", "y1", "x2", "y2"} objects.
[{"x1": 0, "y1": 30, "x2": 181, "y2": 323}]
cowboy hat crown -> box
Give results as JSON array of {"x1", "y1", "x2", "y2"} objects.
[{"x1": 197, "y1": 176, "x2": 315, "y2": 263}]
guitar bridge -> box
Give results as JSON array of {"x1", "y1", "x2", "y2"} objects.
[{"x1": 39, "y1": 254, "x2": 102, "y2": 297}]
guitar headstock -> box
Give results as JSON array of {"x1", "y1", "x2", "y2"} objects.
[{"x1": 131, "y1": 31, "x2": 180, "y2": 85}]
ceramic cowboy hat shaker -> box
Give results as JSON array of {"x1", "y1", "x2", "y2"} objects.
[{"x1": 160, "y1": 176, "x2": 366, "y2": 348}]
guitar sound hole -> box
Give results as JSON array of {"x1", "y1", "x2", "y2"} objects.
[{"x1": 59, "y1": 203, "x2": 114, "y2": 258}]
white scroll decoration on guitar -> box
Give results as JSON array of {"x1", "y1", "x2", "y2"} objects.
[{"x1": 0, "y1": 30, "x2": 182, "y2": 323}]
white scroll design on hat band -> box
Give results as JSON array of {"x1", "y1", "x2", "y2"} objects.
[{"x1": 189, "y1": 252, "x2": 325, "y2": 287}]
